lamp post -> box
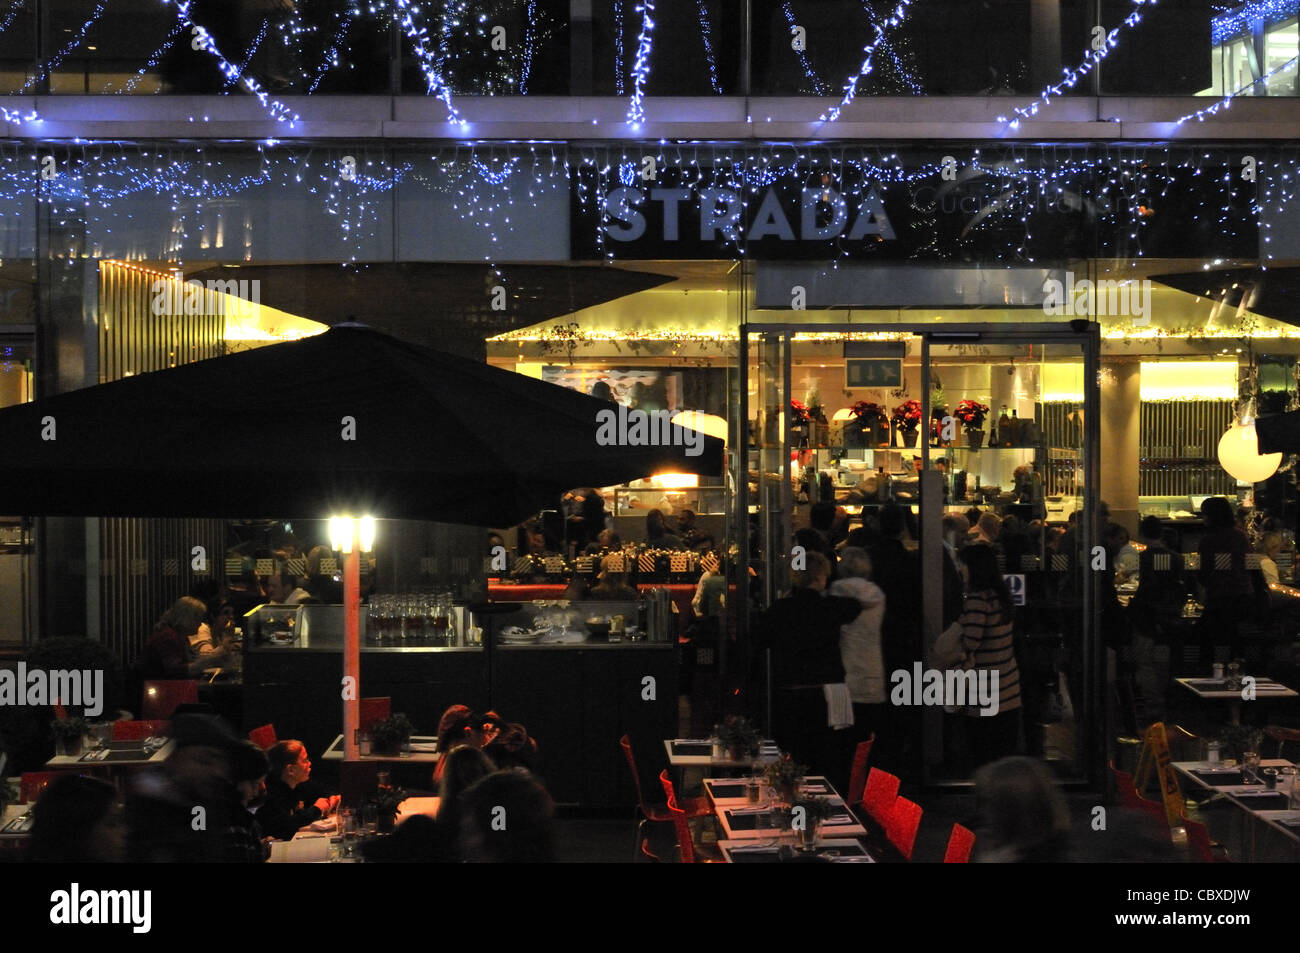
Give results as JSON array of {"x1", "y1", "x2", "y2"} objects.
[{"x1": 330, "y1": 516, "x2": 375, "y2": 761}]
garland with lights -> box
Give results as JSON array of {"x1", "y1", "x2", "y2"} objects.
[
  {"x1": 626, "y1": 0, "x2": 656, "y2": 128},
  {"x1": 19, "y1": 0, "x2": 111, "y2": 92},
  {"x1": 821, "y1": 0, "x2": 916, "y2": 122},
  {"x1": 1176, "y1": 54, "x2": 1300, "y2": 125}
]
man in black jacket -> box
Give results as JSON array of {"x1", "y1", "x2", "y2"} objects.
[{"x1": 753, "y1": 551, "x2": 862, "y2": 789}]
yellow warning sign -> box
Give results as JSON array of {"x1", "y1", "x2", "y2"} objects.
[{"x1": 1134, "y1": 722, "x2": 1183, "y2": 827}]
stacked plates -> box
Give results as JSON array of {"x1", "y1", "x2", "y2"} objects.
[{"x1": 499, "y1": 626, "x2": 542, "y2": 645}]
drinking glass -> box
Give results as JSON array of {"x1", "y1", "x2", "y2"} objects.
[
  {"x1": 340, "y1": 808, "x2": 358, "y2": 857},
  {"x1": 362, "y1": 802, "x2": 378, "y2": 834}
]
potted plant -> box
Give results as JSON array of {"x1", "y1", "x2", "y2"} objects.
[
  {"x1": 1215, "y1": 725, "x2": 1264, "y2": 765},
  {"x1": 369, "y1": 713, "x2": 414, "y2": 757},
  {"x1": 51, "y1": 716, "x2": 89, "y2": 758},
  {"x1": 850, "y1": 401, "x2": 888, "y2": 447},
  {"x1": 764, "y1": 753, "x2": 808, "y2": 806},
  {"x1": 374, "y1": 786, "x2": 407, "y2": 834},
  {"x1": 930, "y1": 388, "x2": 950, "y2": 447},
  {"x1": 717, "y1": 715, "x2": 760, "y2": 761},
  {"x1": 955, "y1": 400, "x2": 990, "y2": 449},
  {"x1": 892, "y1": 399, "x2": 923, "y2": 447},
  {"x1": 789, "y1": 399, "x2": 811, "y2": 447},
  {"x1": 791, "y1": 795, "x2": 836, "y2": 850}
]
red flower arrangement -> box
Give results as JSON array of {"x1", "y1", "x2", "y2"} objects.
[
  {"x1": 891, "y1": 399, "x2": 923, "y2": 429},
  {"x1": 790, "y1": 399, "x2": 811, "y2": 424},
  {"x1": 850, "y1": 400, "x2": 886, "y2": 420},
  {"x1": 954, "y1": 399, "x2": 990, "y2": 430}
]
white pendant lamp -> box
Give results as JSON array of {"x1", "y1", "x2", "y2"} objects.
[{"x1": 1217, "y1": 413, "x2": 1281, "y2": 484}]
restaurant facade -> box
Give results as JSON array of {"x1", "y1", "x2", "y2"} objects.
[{"x1": 1, "y1": 0, "x2": 1299, "y2": 799}]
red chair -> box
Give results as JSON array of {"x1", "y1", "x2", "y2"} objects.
[
  {"x1": 112, "y1": 719, "x2": 170, "y2": 741},
  {"x1": 141, "y1": 680, "x2": 198, "y2": 720},
  {"x1": 846, "y1": 735, "x2": 876, "y2": 807},
  {"x1": 248, "y1": 724, "x2": 278, "y2": 750},
  {"x1": 359, "y1": 697, "x2": 391, "y2": 731},
  {"x1": 19, "y1": 772, "x2": 61, "y2": 804},
  {"x1": 861, "y1": 767, "x2": 900, "y2": 824},
  {"x1": 1110, "y1": 763, "x2": 1167, "y2": 826},
  {"x1": 884, "y1": 796, "x2": 923, "y2": 860},
  {"x1": 660, "y1": 770, "x2": 720, "y2": 863},
  {"x1": 943, "y1": 823, "x2": 976, "y2": 863},
  {"x1": 1182, "y1": 816, "x2": 1215, "y2": 863},
  {"x1": 619, "y1": 735, "x2": 711, "y2": 862}
]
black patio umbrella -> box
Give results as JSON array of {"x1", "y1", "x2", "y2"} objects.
[
  {"x1": 1257, "y1": 410, "x2": 1300, "y2": 455},
  {"x1": 0, "y1": 325, "x2": 724, "y2": 525}
]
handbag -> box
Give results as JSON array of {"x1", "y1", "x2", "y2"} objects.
[{"x1": 928, "y1": 620, "x2": 968, "y2": 669}]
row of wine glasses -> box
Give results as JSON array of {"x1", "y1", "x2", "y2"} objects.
[{"x1": 367, "y1": 591, "x2": 457, "y2": 644}]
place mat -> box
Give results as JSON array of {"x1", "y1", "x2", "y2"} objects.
[
  {"x1": 723, "y1": 810, "x2": 777, "y2": 831},
  {"x1": 1190, "y1": 770, "x2": 1257, "y2": 786},
  {"x1": 727, "y1": 843, "x2": 869, "y2": 863},
  {"x1": 1233, "y1": 792, "x2": 1291, "y2": 810},
  {"x1": 708, "y1": 782, "x2": 750, "y2": 799},
  {"x1": 2, "y1": 814, "x2": 33, "y2": 834},
  {"x1": 728, "y1": 847, "x2": 783, "y2": 863},
  {"x1": 671, "y1": 742, "x2": 713, "y2": 757},
  {"x1": 1185, "y1": 680, "x2": 1227, "y2": 690},
  {"x1": 82, "y1": 748, "x2": 149, "y2": 763}
]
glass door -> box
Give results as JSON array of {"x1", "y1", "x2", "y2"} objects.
[{"x1": 741, "y1": 323, "x2": 1101, "y2": 785}]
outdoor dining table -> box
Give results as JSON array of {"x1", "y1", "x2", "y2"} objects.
[
  {"x1": 1173, "y1": 758, "x2": 1300, "y2": 861},
  {"x1": 320, "y1": 734, "x2": 442, "y2": 763},
  {"x1": 45, "y1": 738, "x2": 176, "y2": 771},
  {"x1": 707, "y1": 775, "x2": 869, "y2": 842},
  {"x1": 1174, "y1": 676, "x2": 1298, "y2": 725}
]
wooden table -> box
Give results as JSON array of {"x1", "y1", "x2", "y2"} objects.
[
  {"x1": 320, "y1": 734, "x2": 442, "y2": 763},
  {"x1": 1174, "y1": 677, "x2": 1298, "y2": 725}
]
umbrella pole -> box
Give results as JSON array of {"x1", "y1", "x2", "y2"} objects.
[{"x1": 343, "y1": 530, "x2": 360, "y2": 762}]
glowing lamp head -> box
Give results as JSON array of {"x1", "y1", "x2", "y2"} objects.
[{"x1": 1216, "y1": 421, "x2": 1281, "y2": 484}]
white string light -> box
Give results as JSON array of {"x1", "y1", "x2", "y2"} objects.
[
  {"x1": 626, "y1": 0, "x2": 656, "y2": 128},
  {"x1": 996, "y1": 0, "x2": 1153, "y2": 130},
  {"x1": 393, "y1": 0, "x2": 466, "y2": 126},
  {"x1": 1176, "y1": 54, "x2": 1300, "y2": 125},
  {"x1": 782, "y1": 1, "x2": 831, "y2": 95},
  {"x1": 19, "y1": 0, "x2": 111, "y2": 92},
  {"x1": 821, "y1": 0, "x2": 916, "y2": 122}
]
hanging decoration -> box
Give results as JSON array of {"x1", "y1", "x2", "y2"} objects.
[
  {"x1": 626, "y1": 0, "x2": 657, "y2": 128},
  {"x1": 821, "y1": 0, "x2": 915, "y2": 122}
]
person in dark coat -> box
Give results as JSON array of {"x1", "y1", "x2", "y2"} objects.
[
  {"x1": 258, "y1": 740, "x2": 339, "y2": 841},
  {"x1": 753, "y1": 551, "x2": 861, "y2": 790}
]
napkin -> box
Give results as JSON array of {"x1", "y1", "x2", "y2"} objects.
[{"x1": 823, "y1": 683, "x2": 854, "y2": 729}]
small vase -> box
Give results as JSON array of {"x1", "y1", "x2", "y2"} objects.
[
  {"x1": 901, "y1": 428, "x2": 919, "y2": 448},
  {"x1": 966, "y1": 429, "x2": 986, "y2": 450}
]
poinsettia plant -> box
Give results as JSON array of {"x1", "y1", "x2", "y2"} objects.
[
  {"x1": 891, "y1": 399, "x2": 923, "y2": 429},
  {"x1": 850, "y1": 400, "x2": 886, "y2": 420},
  {"x1": 954, "y1": 399, "x2": 990, "y2": 431},
  {"x1": 790, "y1": 399, "x2": 811, "y2": 425}
]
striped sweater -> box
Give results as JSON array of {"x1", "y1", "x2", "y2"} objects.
[{"x1": 959, "y1": 590, "x2": 1021, "y2": 715}]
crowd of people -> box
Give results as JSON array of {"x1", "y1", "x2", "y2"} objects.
[{"x1": 23, "y1": 701, "x2": 554, "y2": 864}]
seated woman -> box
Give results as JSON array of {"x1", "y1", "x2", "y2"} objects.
[
  {"x1": 433, "y1": 745, "x2": 496, "y2": 861},
  {"x1": 589, "y1": 555, "x2": 639, "y2": 601},
  {"x1": 258, "y1": 740, "x2": 339, "y2": 841},
  {"x1": 432, "y1": 705, "x2": 482, "y2": 784},
  {"x1": 138, "y1": 596, "x2": 230, "y2": 680},
  {"x1": 482, "y1": 712, "x2": 540, "y2": 774}
]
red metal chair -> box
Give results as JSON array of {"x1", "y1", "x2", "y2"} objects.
[
  {"x1": 884, "y1": 795, "x2": 923, "y2": 860},
  {"x1": 19, "y1": 772, "x2": 61, "y2": 804},
  {"x1": 619, "y1": 734, "x2": 710, "y2": 862},
  {"x1": 1110, "y1": 762, "x2": 1167, "y2": 826},
  {"x1": 112, "y1": 719, "x2": 170, "y2": 741},
  {"x1": 359, "y1": 697, "x2": 391, "y2": 731},
  {"x1": 141, "y1": 679, "x2": 198, "y2": 720},
  {"x1": 248, "y1": 724, "x2": 278, "y2": 750},
  {"x1": 861, "y1": 767, "x2": 900, "y2": 824},
  {"x1": 846, "y1": 734, "x2": 876, "y2": 807},
  {"x1": 943, "y1": 823, "x2": 976, "y2": 863},
  {"x1": 660, "y1": 770, "x2": 720, "y2": 863}
]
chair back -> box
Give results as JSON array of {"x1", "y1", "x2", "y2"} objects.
[
  {"x1": 943, "y1": 823, "x2": 976, "y2": 863},
  {"x1": 885, "y1": 796, "x2": 923, "y2": 860},
  {"x1": 861, "y1": 767, "x2": 900, "y2": 823},
  {"x1": 141, "y1": 679, "x2": 198, "y2": 720},
  {"x1": 846, "y1": 735, "x2": 875, "y2": 807},
  {"x1": 1183, "y1": 815, "x2": 1214, "y2": 862},
  {"x1": 112, "y1": 719, "x2": 170, "y2": 741},
  {"x1": 1110, "y1": 762, "x2": 1144, "y2": 809},
  {"x1": 360, "y1": 697, "x2": 392, "y2": 732},
  {"x1": 248, "y1": 724, "x2": 278, "y2": 750},
  {"x1": 659, "y1": 769, "x2": 695, "y2": 864},
  {"x1": 19, "y1": 772, "x2": 60, "y2": 804},
  {"x1": 620, "y1": 734, "x2": 655, "y2": 814}
]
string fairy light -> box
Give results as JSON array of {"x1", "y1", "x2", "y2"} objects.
[
  {"x1": 1176, "y1": 54, "x2": 1300, "y2": 125},
  {"x1": 695, "y1": 0, "x2": 721, "y2": 94},
  {"x1": 820, "y1": 0, "x2": 916, "y2": 122},
  {"x1": 392, "y1": 0, "x2": 466, "y2": 126},
  {"x1": 626, "y1": 0, "x2": 656, "y2": 128},
  {"x1": 308, "y1": 12, "x2": 353, "y2": 93},
  {"x1": 782, "y1": 1, "x2": 831, "y2": 95},
  {"x1": 224, "y1": 16, "x2": 272, "y2": 90},
  {"x1": 996, "y1": 0, "x2": 1153, "y2": 130},
  {"x1": 19, "y1": 0, "x2": 111, "y2": 92}
]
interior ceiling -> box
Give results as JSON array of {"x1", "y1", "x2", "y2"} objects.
[
  {"x1": 177, "y1": 262, "x2": 679, "y2": 354},
  {"x1": 1150, "y1": 265, "x2": 1300, "y2": 326}
]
